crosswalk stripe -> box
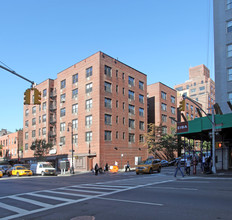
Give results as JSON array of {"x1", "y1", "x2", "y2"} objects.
[
  {"x1": 61, "y1": 187, "x2": 104, "y2": 194},
  {"x1": 45, "y1": 190, "x2": 91, "y2": 198},
  {"x1": 68, "y1": 185, "x2": 118, "y2": 191},
  {"x1": 9, "y1": 195, "x2": 53, "y2": 208},
  {"x1": 0, "y1": 202, "x2": 28, "y2": 215},
  {"x1": 85, "y1": 184, "x2": 128, "y2": 188},
  {"x1": 27, "y1": 192, "x2": 74, "y2": 202}
]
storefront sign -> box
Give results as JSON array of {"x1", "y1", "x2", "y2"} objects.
[{"x1": 177, "y1": 122, "x2": 189, "y2": 133}]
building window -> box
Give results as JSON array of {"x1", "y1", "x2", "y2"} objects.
[
  {"x1": 129, "y1": 119, "x2": 135, "y2": 129},
  {"x1": 85, "y1": 115, "x2": 92, "y2": 126},
  {"x1": 73, "y1": 119, "x2": 78, "y2": 129},
  {"x1": 191, "y1": 88, "x2": 196, "y2": 93},
  {"x1": 61, "y1": 80, "x2": 66, "y2": 89},
  {"x1": 171, "y1": 96, "x2": 175, "y2": 104},
  {"x1": 31, "y1": 130, "x2": 35, "y2": 138},
  {"x1": 128, "y1": 76, "x2": 135, "y2": 86},
  {"x1": 60, "y1": 122, "x2": 66, "y2": 132},
  {"x1": 60, "y1": 108, "x2": 66, "y2": 117},
  {"x1": 25, "y1": 132, "x2": 28, "y2": 140},
  {"x1": 42, "y1": 102, "x2": 46, "y2": 110},
  {"x1": 104, "y1": 65, "x2": 112, "y2": 77},
  {"x1": 25, "y1": 109, "x2": 29, "y2": 116},
  {"x1": 227, "y1": 0, "x2": 232, "y2": 9},
  {"x1": 39, "y1": 116, "x2": 41, "y2": 123},
  {"x1": 227, "y1": 44, "x2": 232, "y2": 57},
  {"x1": 171, "y1": 107, "x2": 176, "y2": 114},
  {"x1": 116, "y1": 85, "x2": 118, "y2": 93},
  {"x1": 72, "y1": 103, "x2": 78, "y2": 114},
  {"x1": 229, "y1": 92, "x2": 232, "y2": 103},
  {"x1": 116, "y1": 70, "x2": 118, "y2": 78},
  {"x1": 123, "y1": 88, "x2": 125, "y2": 95},
  {"x1": 60, "y1": 136, "x2": 65, "y2": 145},
  {"x1": 139, "y1": 94, "x2": 144, "y2": 104},
  {"x1": 171, "y1": 118, "x2": 176, "y2": 125},
  {"x1": 228, "y1": 68, "x2": 232, "y2": 81},
  {"x1": 72, "y1": 89, "x2": 78, "y2": 99},
  {"x1": 116, "y1": 100, "x2": 119, "y2": 108},
  {"x1": 104, "y1": 81, "x2": 112, "y2": 93},
  {"x1": 105, "y1": 114, "x2": 112, "y2": 125},
  {"x1": 105, "y1": 131, "x2": 112, "y2": 141},
  {"x1": 116, "y1": 131, "x2": 118, "y2": 139},
  {"x1": 32, "y1": 118, "x2": 36, "y2": 126},
  {"x1": 139, "y1": 81, "x2": 144, "y2": 90},
  {"x1": 199, "y1": 86, "x2": 205, "y2": 91},
  {"x1": 39, "y1": 128, "x2": 41, "y2": 136},
  {"x1": 43, "y1": 89, "x2": 47, "y2": 97},
  {"x1": 32, "y1": 106, "x2": 36, "y2": 114},
  {"x1": 161, "y1": 103, "x2": 167, "y2": 111},
  {"x1": 128, "y1": 90, "x2": 135, "y2": 100},
  {"x1": 123, "y1": 117, "x2": 125, "y2": 125},
  {"x1": 86, "y1": 67, "x2": 92, "y2": 78},
  {"x1": 73, "y1": 134, "x2": 78, "y2": 144},
  {"x1": 60, "y1": 93, "x2": 66, "y2": 103},
  {"x1": 116, "y1": 116, "x2": 118, "y2": 123},
  {"x1": 42, "y1": 127, "x2": 46, "y2": 135},
  {"x1": 25, "y1": 143, "x2": 28, "y2": 151},
  {"x1": 105, "y1": 97, "x2": 112, "y2": 108},
  {"x1": 86, "y1": 83, "x2": 92, "y2": 93},
  {"x1": 129, "y1": 104, "x2": 135, "y2": 114},
  {"x1": 139, "y1": 108, "x2": 144, "y2": 117},
  {"x1": 161, "y1": 91, "x2": 167, "y2": 100},
  {"x1": 191, "y1": 114, "x2": 194, "y2": 120},
  {"x1": 129, "y1": 133, "x2": 135, "y2": 142},
  {"x1": 86, "y1": 131, "x2": 92, "y2": 142},
  {"x1": 139, "y1": 121, "x2": 144, "y2": 130},
  {"x1": 186, "y1": 85, "x2": 189, "y2": 89},
  {"x1": 186, "y1": 103, "x2": 189, "y2": 110},
  {"x1": 123, "y1": 132, "x2": 125, "y2": 140},
  {"x1": 86, "y1": 99, "x2": 92, "y2": 110},
  {"x1": 176, "y1": 87, "x2": 183, "y2": 91},
  {"x1": 139, "y1": 135, "x2": 144, "y2": 143},
  {"x1": 191, "y1": 105, "x2": 193, "y2": 111},
  {"x1": 122, "y1": 72, "x2": 125, "y2": 80},
  {"x1": 162, "y1": 114, "x2": 167, "y2": 122},
  {"x1": 42, "y1": 114, "x2": 46, "y2": 122},
  {"x1": 25, "y1": 120, "x2": 29, "y2": 127},
  {"x1": 162, "y1": 126, "x2": 167, "y2": 135},
  {"x1": 73, "y1": 73, "x2": 78, "y2": 84}
]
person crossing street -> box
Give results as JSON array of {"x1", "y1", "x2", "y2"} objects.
[{"x1": 174, "y1": 158, "x2": 184, "y2": 177}]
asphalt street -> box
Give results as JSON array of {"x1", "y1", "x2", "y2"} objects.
[{"x1": 0, "y1": 167, "x2": 232, "y2": 220}]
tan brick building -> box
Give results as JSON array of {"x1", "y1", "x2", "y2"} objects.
[
  {"x1": 0, "y1": 130, "x2": 23, "y2": 163},
  {"x1": 174, "y1": 64, "x2": 215, "y2": 114},
  {"x1": 23, "y1": 52, "x2": 148, "y2": 170}
]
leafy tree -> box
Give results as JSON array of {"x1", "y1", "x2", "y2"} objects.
[
  {"x1": 30, "y1": 139, "x2": 53, "y2": 161},
  {"x1": 144, "y1": 123, "x2": 163, "y2": 156}
]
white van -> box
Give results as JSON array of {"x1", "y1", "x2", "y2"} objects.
[{"x1": 30, "y1": 162, "x2": 56, "y2": 176}]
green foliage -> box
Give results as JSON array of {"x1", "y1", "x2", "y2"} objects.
[{"x1": 30, "y1": 139, "x2": 53, "y2": 161}]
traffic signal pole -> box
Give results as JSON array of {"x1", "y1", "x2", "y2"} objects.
[{"x1": 0, "y1": 64, "x2": 34, "y2": 86}]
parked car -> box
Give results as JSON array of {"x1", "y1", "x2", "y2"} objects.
[
  {"x1": 0, "y1": 170, "x2": 3, "y2": 178},
  {"x1": 136, "y1": 159, "x2": 161, "y2": 175},
  {"x1": 13, "y1": 164, "x2": 31, "y2": 169},
  {"x1": 161, "y1": 160, "x2": 169, "y2": 167},
  {"x1": 30, "y1": 162, "x2": 56, "y2": 176},
  {"x1": 7, "y1": 166, "x2": 32, "y2": 177},
  {"x1": 0, "y1": 164, "x2": 12, "y2": 175}
]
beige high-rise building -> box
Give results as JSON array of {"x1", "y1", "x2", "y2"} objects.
[{"x1": 174, "y1": 64, "x2": 215, "y2": 114}]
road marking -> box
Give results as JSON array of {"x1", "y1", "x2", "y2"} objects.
[
  {"x1": 145, "y1": 186, "x2": 198, "y2": 191},
  {"x1": 8, "y1": 195, "x2": 53, "y2": 208},
  {"x1": 0, "y1": 202, "x2": 28, "y2": 215},
  {"x1": 178, "y1": 180, "x2": 210, "y2": 183},
  {"x1": 85, "y1": 184, "x2": 129, "y2": 188},
  {"x1": 27, "y1": 192, "x2": 75, "y2": 202},
  {"x1": 59, "y1": 187, "x2": 104, "y2": 194},
  {"x1": 44, "y1": 190, "x2": 92, "y2": 197},
  {"x1": 97, "y1": 197, "x2": 163, "y2": 206},
  {"x1": 67, "y1": 185, "x2": 118, "y2": 191}
]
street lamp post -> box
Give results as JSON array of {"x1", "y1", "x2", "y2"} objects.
[{"x1": 67, "y1": 122, "x2": 74, "y2": 174}]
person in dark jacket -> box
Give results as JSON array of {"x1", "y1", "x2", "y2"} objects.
[{"x1": 95, "y1": 163, "x2": 99, "y2": 175}]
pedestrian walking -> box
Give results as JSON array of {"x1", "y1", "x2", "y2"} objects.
[
  {"x1": 94, "y1": 163, "x2": 99, "y2": 175},
  {"x1": 104, "y1": 163, "x2": 109, "y2": 172},
  {"x1": 174, "y1": 158, "x2": 184, "y2": 177},
  {"x1": 125, "y1": 161, "x2": 130, "y2": 172},
  {"x1": 186, "y1": 157, "x2": 191, "y2": 176},
  {"x1": 201, "y1": 154, "x2": 205, "y2": 173}
]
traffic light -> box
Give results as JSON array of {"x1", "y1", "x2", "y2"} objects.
[
  {"x1": 33, "y1": 88, "x2": 41, "y2": 105},
  {"x1": 24, "y1": 89, "x2": 31, "y2": 105},
  {"x1": 179, "y1": 99, "x2": 185, "y2": 111}
]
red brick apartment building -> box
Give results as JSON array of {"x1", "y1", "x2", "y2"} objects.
[
  {"x1": 23, "y1": 52, "x2": 148, "y2": 170},
  {"x1": 147, "y1": 82, "x2": 177, "y2": 135},
  {"x1": 0, "y1": 130, "x2": 23, "y2": 163}
]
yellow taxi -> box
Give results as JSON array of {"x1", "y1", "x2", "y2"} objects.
[
  {"x1": 0, "y1": 170, "x2": 3, "y2": 178},
  {"x1": 8, "y1": 166, "x2": 32, "y2": 177},
  {"x1": 136, "y1": 158, "x2": 161, "y2": 175}
]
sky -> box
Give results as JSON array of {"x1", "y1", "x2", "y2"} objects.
[{"x1": 0, "y1": 0, "x2": 214, "y2": 132}]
